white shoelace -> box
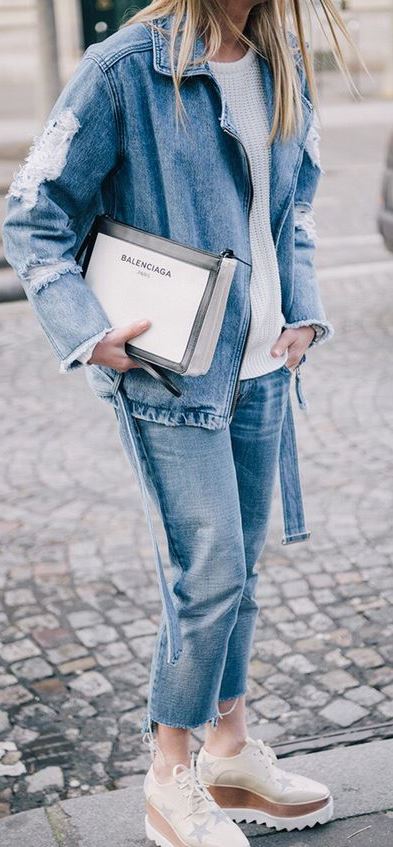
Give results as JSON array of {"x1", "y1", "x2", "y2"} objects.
[
  {"x1": 247, "y1": 736, "x2": 278, "y2": 768},
  {"x1": 142, "y1": 726, "x2": 166, "y2": 765},
  {"x1": 174, "y1": 753, "x2": 220, "y2": 818},
  {"x1": 143, "y1": 730, "x2": 223, "y2": 819}
]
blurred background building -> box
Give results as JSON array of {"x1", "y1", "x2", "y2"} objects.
[{"x1": 0, "y1": 1, "x2": 392, "y2": 123}]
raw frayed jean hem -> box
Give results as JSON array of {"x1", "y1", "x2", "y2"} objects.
[{"x1": 140, "y1": 691, "x2": 247, "y2": 735}]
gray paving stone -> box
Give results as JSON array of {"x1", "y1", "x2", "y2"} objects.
[
  {"x1": 277, "y1": 620, "x2": 312, "y2": 639},
  {"x1": 129, "y1": 635, "x2": 156, "y2": 662},
  {"x1": 295, "y1": 635, "x2": 325, "y2": 652},
  {"x1": 318, "y1": 669, "x2": 359, "y2": 693},
  {"x1": 0, "y1": 673, "x2": 18, "y2": 688},
  {"x1": 69, "y1": 671, "x2": 113, "y2": 698},
  {"x1": 0, "y1": 685, "x2": 33, "y2": 708},
  {"x1": 0, "y1": 759, "x2": 26, "y2": 777},
  {"x1": 309, "y1": 574, "x2": 335, "y2": 588},
  {"x1": 320, "y1": 698, "x2": 368, "y2": 727},
  {"x1": 4, "y1": 588, "x2": 36, "y2": 607},
  {"x1": 312, "y1": 589, "x2": 337, "y2": 605},
  {"x1": 293, "y1": 684, "x2": 330, "y2": 708},
  {"x1": 61, "y1": 697, "x2": 97, "y2": 718},
  {"x1": 278, "y1": 654, "x2": 316, "y2": 675},
  {"x1": 255, "y1": 638, "x2": 290, "y2": 658},
  {"x1": 17, "y1": 613, "x2": 59, "y2": 632},
  {"x1": 1, "y1": 638, "x2": 41, "y2": 663},
  {"x1": 263, "y1": 606, "x2": 294, "y2": 624},
  {"x1": 367, "y1": 667, "x2": 393, "y2": 687},
  {"x1": 76, "y1": 625, "x2": 118, "y2": 648},
  {"x1": 282, "y1": 579, "x2": 309, "y2": 598},
  {"x1": 309, "y1": 612, "x2": 335, "y2": 632},
  {"x1": 87, "y1": 741, "x2": 113, "y2": 762},
  {"x1": 32, "y1": 627, "x2": 72, "y2": 650},
  {"x1": 325, "y1": 648, "x2": 351, "y2": 668},
  {"x1": 345, "y1": 685, "x2": 385, "y2": 707},
  {"x1": 378, "y1": 701, "x2": 393, "y2": 718},
  {"x1": 67, "y1": 609, "x2": 104, "y2": 628},
  {"x1": 46, "y1": 642, "x2": 88, "y2": 664},
  {"x1": 121, "y1": 619, "x2": 157, "y2": 638},
  {"x1": 346, "y1": 647, "x2": 384, "y2": 668},
  {"x1": 17, "y1": 703, "x2": 58, "y2": 727},
  {"x1": 324, "y1": 628, "x2": 353, "y2": 647},
  {"x1": 26, "y1": 766, "x2": 64, "y2": 794},
  {"x1": 287, "y1": 597, "x2": 318, "y2": 616},
  {"x1": 94, "y1": 642, "x2": 132, "y2": 667},
  {"x1": 381, "y1": 684, "x2": 393, "y2": 699},
  {"x1": 106, "y1": 605, "x2": 141, "y2": 625},
  {"x1": 253, "y1": 694, "x2": 291, "y2": 719},
  {"x1": 0, "y1": 712, "x2": 10, "y2": 733},
  {"x1": 7, "y1": 726, "x2": 39, "y2": 746},
  {"x1": 10, "y1": 657, "x2": 54, "y2": 681}
]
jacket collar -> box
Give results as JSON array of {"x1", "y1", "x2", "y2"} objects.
[
  {"x1": 147, "y1": 13, "x2": 312, "y2": 149},
  {"x1": 149, "y1": 14, "x2": 207, "y2": 77},
  {"x1": 148, "y1": 13, "x2": 276, "y2": 134}
]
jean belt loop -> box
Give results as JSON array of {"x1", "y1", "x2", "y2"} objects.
[
  {"x1": 279, "y1": 394, "x2": 311, "y2": 545},
  {"x1": 114, "y1": 386, "x2": 183, "y2": 666}
]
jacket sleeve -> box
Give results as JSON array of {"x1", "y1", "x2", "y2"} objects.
[
  {"x1": 283, "y1": 51, "x2": 334, "y2": 347},
  {"x1": 1, "y1": 50, "x2": 122, "y2": 372}
]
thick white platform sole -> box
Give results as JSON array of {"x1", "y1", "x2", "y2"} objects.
[
  {"x1": 227, "y1": 795, "x2": 334, "y2": 831},
  {"x1": 145, "y1": 814, "x2": 186, "y2": 847}
]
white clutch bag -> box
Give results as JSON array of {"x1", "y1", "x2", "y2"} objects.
[{"x1": 79, "y1": 216, "x2": 243, "y2": 395}]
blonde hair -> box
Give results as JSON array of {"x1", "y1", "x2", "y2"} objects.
[{"x1": 122, "y1": 0, "x2": 362, "y2": 141}]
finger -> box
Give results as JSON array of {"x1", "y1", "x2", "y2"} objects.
[
  {"x1": 286, "y1": 347, "x2": 304, "y2": 369},
  {"x1": 113, "y1": 320, "x2": 151, "y2": 343},
  {"x1": 116, "y1": 355, "x2": 140, "y2": 372},
  {"x1": 270, "y1": 329, "x2": 296, "y2": 357},
  {"x1": 121, "y1": 349, "x2": 145, "y2": 371},
  {"x1": 286, "y1": 357, "x2": 300, "y2": 369}
]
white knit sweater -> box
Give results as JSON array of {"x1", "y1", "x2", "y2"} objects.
[{"x1": 209, "y1": 46, "x2": 287, "y2": 379}]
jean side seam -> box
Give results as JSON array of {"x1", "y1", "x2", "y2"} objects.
[
  {"x1": 131, "y1": 416, "x2": 188, "y2": 701},
  {"x1": 131, "y1": 416, "x2": 185, "y2": 591}
]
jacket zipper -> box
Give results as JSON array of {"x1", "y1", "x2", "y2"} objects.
[{"x1": 222, "y1": 126, "x2": 254, "y2": 422}]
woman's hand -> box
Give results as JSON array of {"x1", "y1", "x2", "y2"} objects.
[
  {"x1": 271, "y1": 326, "x2": 316, "y2": 370},
  {"x1": 87, "y1": 319, "x2": 151, "y2": 372}
]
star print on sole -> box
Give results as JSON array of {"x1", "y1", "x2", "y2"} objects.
[
  {"x1": 196, "y1": 736, "x2": 333, "y2": 832},
  {"x1": 144, "y1": 752, "x2": 250, "y2": 847}
]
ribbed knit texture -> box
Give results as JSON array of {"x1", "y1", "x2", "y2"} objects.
[{"x1": 208, "y1": 47, "x2": 287, "y2": 379}]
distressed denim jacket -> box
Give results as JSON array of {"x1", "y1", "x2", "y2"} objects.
[{"x1": 2, "y1": 15, "x2": 334, "y2": 660}]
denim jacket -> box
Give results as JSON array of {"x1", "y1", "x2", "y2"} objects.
[{"x1": 2, "y1": 14, "x2": 333, "y2": 555}]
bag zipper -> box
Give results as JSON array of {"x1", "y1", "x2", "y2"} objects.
[{"x1": 101, "y1": 214, "x2": 251, "y2": 268}]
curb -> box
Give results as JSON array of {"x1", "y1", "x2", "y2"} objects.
[{"x1": 0, "y1": 738, "x2": 392, "y2": 847}]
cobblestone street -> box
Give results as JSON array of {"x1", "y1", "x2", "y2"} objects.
[{"x1": 1, "y1": 112, "x2": 393, "y2": 818}]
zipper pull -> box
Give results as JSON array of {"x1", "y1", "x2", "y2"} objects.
[
  {"x1": 295, "y1": 365, "x2": 308, "y2": 411},
  {"x1": 220, "y1": 248, "x2": 252, "y2": 268}
]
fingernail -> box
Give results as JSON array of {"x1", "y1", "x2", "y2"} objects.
[{"x1": 137, "y1": 319, "x2": 150, "y2": 328}]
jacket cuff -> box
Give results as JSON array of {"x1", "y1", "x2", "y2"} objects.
[
  {"x1": 59, "y1": 327, "x2": 112, "y2": 373},
  {"x1": 75, "y1": 328, "x2": 113, "y2": 365},
  {"x1": 283, "y1": 319, "x2": 335, "y2": 347}
]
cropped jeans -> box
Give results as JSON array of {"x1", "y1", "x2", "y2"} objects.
[{"x1": 111, "y1": 364, "x2": 293, "y2": 732}]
